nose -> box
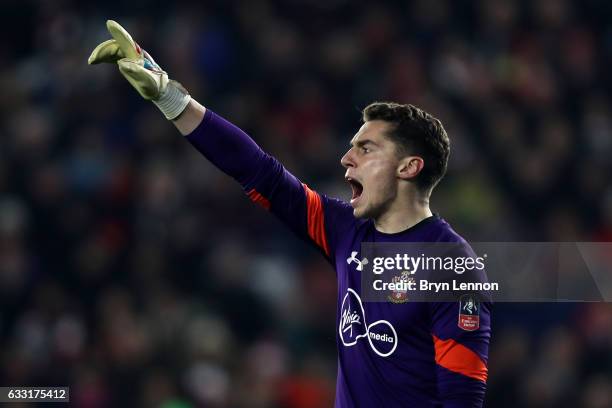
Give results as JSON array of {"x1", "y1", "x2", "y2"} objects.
[{"x1": 341, "y1": 148, "x2": 355, "y2": 169}]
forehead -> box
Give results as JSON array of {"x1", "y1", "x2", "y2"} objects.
[{"x1": 350, "y1": 120, "x2": 393, "y2": 145}]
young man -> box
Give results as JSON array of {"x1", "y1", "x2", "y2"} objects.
[{"x1": 89, "y1": 21, "x2": 491, "y2": 407}]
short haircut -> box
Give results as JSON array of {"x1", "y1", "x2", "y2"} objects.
[{"x1": 362, "y1": 102, "x2": 450, "y2": 192}]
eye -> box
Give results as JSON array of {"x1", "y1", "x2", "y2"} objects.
[{"x1": 361, "y1": 146, "x2": 370, "y2": 154}]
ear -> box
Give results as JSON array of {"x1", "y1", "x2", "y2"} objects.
[{"x1": 397, "y1": 156, "x2": 424, "y2": 180}]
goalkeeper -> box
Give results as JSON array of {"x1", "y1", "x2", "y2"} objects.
[{"x1": 89, "y1": 21, "x2": 491, "y2": 407}]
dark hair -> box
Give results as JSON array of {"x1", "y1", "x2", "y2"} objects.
[{"x1": 362, "y1": 102, "x2": 450, "y2": 192}]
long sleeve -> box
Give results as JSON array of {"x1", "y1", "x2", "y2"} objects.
[
  {"x1": 429, "y1": 299, "x2": 491, "y2": 407},
  {"x1": 185, "y1": 109, "x2": 354, "y2": 262}
]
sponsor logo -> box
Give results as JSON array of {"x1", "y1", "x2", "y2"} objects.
[
  {"x1": 458, "y1": 294, "x2": 480, "y2": 331},
  {"x1": 339, "y1": 288, "x2": 398, "y2": 357}
]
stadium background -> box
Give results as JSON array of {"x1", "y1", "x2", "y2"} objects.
[{"x1": 1, "y1": 0, "x2": 612, "y2": 406}]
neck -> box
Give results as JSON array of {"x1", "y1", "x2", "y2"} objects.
[{"x1": 373, "y1": 192, "x2": 433, "y2": 234}]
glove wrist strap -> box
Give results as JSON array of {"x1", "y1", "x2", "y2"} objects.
[{"x1": 153, "y1": 80, "x2": 191, "y2": 120}]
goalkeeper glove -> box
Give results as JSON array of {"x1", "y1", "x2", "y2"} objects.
[{"x1": 88, "y1": 20, "x2": 191, "y2": 120}]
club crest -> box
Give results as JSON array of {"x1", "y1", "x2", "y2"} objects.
[{"x1": 387, "y1": 271, "x2": 412, "y2": 303}]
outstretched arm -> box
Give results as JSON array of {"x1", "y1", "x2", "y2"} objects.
[
  {"x1": 177, "y1": 103, "x2": 335, "y2": 260},
  {"x1": 88, "y1": 20, "x2": 355, "y2": 262}
]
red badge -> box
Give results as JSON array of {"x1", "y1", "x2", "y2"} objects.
[{"x1": 458, "y1": 294, "x2": 480, "y2": 331}]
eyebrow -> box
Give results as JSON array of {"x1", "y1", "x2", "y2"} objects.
[{"x1": 350, "y1": 139, "x2": 378, "y2": 148}]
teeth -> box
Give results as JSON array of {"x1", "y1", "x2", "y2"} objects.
[{"x1": 346, "y1": 177, "x2": 363, "y2": 202}]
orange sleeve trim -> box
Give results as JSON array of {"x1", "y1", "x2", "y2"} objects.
[
  {"x1": 302, "y1": 183, "x2": 330, "y2": 257},
  {"x1": 432, "y1": 335, "x2": 488, "y2": 383},
  {"x1": 246, "y1": 189, "x2": 271, "y2": 210}
]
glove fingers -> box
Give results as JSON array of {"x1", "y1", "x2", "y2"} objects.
[
  {"x1": 88, "y1": 39, "x2": 124, "y2": 64},
  {"x1": 118, "y1": 58, "x2": 162, "y2": 100},
  {"x1": 106, "y1": 20, "x2": 140, "y2": 60}
]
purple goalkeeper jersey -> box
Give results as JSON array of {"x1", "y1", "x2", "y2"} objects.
[{"x1": 186, "y1": 109, "x2": 491, "y2": 407}]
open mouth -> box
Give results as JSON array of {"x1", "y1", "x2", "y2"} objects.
[{"x1": 346, "y1": 177, "x2": 364, "y2": 203}]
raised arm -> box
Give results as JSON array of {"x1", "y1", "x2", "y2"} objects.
[{"x1": 88, "y1": 20, "x2": 355, "y2": 262}]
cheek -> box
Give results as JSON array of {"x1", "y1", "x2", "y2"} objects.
[{"x1": 364, "y1": 162, "x2": 397, "y2": 197}]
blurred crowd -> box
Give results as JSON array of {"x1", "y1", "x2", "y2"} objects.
[{"x1": 1, "y1": 0, "x2": 611, "y2": 406}]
